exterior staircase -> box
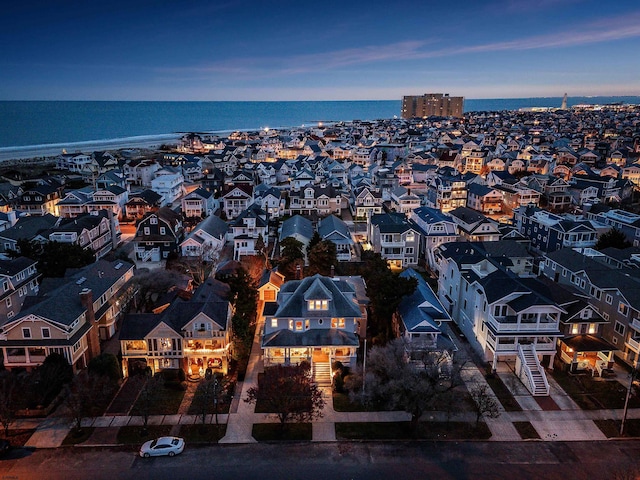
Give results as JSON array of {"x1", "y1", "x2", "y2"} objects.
[
  {"x1": 516, "y1": 344, "x2": 550, "y2": 396},
  {"x1": 312, "y1": 362, "x2": 332, "y2": 387}
]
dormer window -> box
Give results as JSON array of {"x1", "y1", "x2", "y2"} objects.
[
  {"x1": 308, "y1": 300, "x2": 328, "y2": 311},
  {"x1": 150, "y1": 217, "x2": 158, "y2": 224},
  {"x1": 331, "y1": 318, "x2": 345, "y2": 329}
]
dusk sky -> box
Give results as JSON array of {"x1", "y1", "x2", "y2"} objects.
[{"x1": 2, "y1": 0, "x2": 640, "y2": 101}]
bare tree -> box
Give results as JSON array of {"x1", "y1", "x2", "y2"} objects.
[
  {"x1": 244, "y1": 362, "x2": 324, "y2": 434},
  {"x1": 64, "y1": 371, "x2": 112, "y2": 432},
  {"x1": 171, "y1": 243, "x2": 222, "y2": 287},
  {"x1": 469, "y1": 384, "x2": 501, "y2": 427},
  {"x1": 134, "y1": 373, "x2": 164, "y2": 434},
  {"x1": 348, "y1": 338, "x2": 464, "y2": 436},
  {"x1": 0, "y1": 372, "x2": 18, "y2": 437}
]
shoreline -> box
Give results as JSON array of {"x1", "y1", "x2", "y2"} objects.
[{"x1": 0, "y1": 133, "x2": 183, "y2": 162}]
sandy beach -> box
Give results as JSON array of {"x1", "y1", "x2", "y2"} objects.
[{"x1": 0, "y1": 133, "x2": 182, "y2": 163}]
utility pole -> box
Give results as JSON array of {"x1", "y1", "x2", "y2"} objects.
[
  {"x1": 620, "y1": 368, "x2": 637, "y2": 436},
  {"x1": 362, "y1": 338, "x2": 367, "y2": 398}
]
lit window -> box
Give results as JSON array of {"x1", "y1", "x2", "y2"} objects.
[
  {"x1": 295, "y1": 321, "x2": 303, "y2": 331},
  {"x1": 331, "y1": 318, "x2": 345, "y2": 329},
  {"x1": 618, "y1": 302, "x2": 629, "y2": 316},
  {"x1": 308, "y1": 300, "x2": 328, "y2": 311},
  {"x1": 271, "y1": 318, "x2": 278, "y2": 328}
]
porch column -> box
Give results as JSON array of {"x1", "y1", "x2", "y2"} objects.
[{"x1": 492, "y1": 355, "x2": 498, "y2": 373}]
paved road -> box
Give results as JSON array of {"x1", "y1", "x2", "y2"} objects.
[{"x1": 2, "y1": 441, "x2": 639, "y2": 480}]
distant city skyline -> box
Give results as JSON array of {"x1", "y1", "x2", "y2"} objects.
[{"x1": 2, "y1": 0, "x2": 640, "y2": 101}]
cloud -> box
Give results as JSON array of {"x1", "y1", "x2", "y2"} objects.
[{"x1": 161, "y1": 10, "x2": 640, "y2": 78}]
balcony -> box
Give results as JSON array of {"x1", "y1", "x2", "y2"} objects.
[
  {"x1": 626, "y1": 337, "x2": 640, "y2": 353},
  {"x1": 486, "y1": 315, "x2": 559, "y2": 333}
]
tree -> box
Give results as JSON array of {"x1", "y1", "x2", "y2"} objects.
[
  {"x1": 224, "y1": 267, "x2": 258, "y2": 366},
  {"x1": 255, "y1": 233, "x2": 267, "y2": 264},
  {"x1": 244, "y1": 362, "x2": 325, "y2": 433},
  {"x1": 64, "y1": 371, "x2": 113, "y2": 432},
  {"x1": 595, "y1": 227, "x2": 632, "y2": 250},
  {"x1": 193, "y1": 372, "x2": 228, "y2": 434},
  {"x1": 306, "y1": 231, "x2": 321, "y2": 257},
  {"x1": 9, "y1": 240, "x2": 95, "y2": 278},
  {"x1": 32, "y1": 353, "x2": 74, "y2": 408},
  {"x1": 0, "y1": 372, "x2": 18, "y2": 437},
  {"x1": 170, "y1": 243, "x2": 222, "y2": 287},
  {"x1": 306, "y1": 240, "x2": 337, "y2": 277},
  {"x1": 278, "y1": 237, "x2": 304, "y2": 280},
  {"x1": 88, "y1": 353, "x2": 122, "y2": 383},
  {"x1": 469, "y1": 384, "x2": 500, "y2": 427},
  {"x1": 134, "y1": 373, "x2": 164, "y2": 433},
  {"x1": 348, "y1": 339, "x2": 463, "y2": 436},
  {"x1": 360, "y1": 252, "x2": 417, "y2": 343},
  {"x1": 128, "y1": 269, "x2": 183, "y2": 312}
]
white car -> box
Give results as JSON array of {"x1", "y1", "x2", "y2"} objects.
[{"x1": 139, "y1": 436, "x2": 185, "y2": 458}]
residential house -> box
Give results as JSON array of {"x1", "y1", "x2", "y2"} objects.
[
  {"x1": 124, "y1": 159, "x2": 160, "y2": 187},
  {"x1": 261, "y1": 274, "x2": 365, "y2": 375},
  {"x1": 409, "y1": 206, "x2": 458, "y2": 270},
  {"x1": 390, "y1": 186, "x2": 421, "y2": 214},
  {"x1": 181, "y1": 188, "x2": 215, "y2": 218},
  {"x1": 368, "y1": 212, "x2": 421, "y2": 269},
  {"x1": 0, "y1": 259, "x2": 134, "y2": 371},
  {"x1": 120, "y1": 278, "x2": 232, "y2": 377},
  {"x1": 352, "y1": 186, "x2": 383, "y2": 221},
  {"x1": 0, "y1": 214, "x2": 59, "y2": 255},
  {"x1": 133, "y1": 207, "x2": 184, "y2": 262},
  {"x1": 288, "y1": 185, "x2": 344, "y2": 217},
  {"x1": 222, "y1": 184, "x2": 253, "y2": 220},
  {"x1": 317, "y1": 214, "x2": 354, "y2": 261},
  {"x1": 279, "y1": 215, "x2": 314, "y2": 260},
  {"x1": 151, "y1": 167, "x2": 185, "y2": 206},
  {"x1": 393, "y1": 268, "x2": 454, "y2": 361},
  {"x1": 125, "y1": 189, "x2": 163, "y2": 219},
  {"x1": 16, "y1": 184, "x2": 61, "y2": 216},
  {"x1": 47, "y1": 210, "x2": 119, "y2": 259},
  {"x1": 257, "y1": 268, "x2": 286, "y2": 302},
  {"x1": 513, "y1": 205, "x2": 598, "y2": 253},
  {"x1": 229, "y1": 204, "x2": 268, "y2": 261},
  {"x1": 448, "y1": 207, "x2": 501, "y2": 242},
  {"x1": 0, "y1": 257, "x2": 40, "y2": 320},
  {"x1": 180, "y1": 215, "x2": 228, "y2": 260},
  {"x1": 436, "y1": 241, "x2": 563, "y2": 395},
  {"x1": 466, "y1": 184, "x2": 503, "y2": 214},
  {"x1": 539, "y1": 248, "x2": 640, "y2": 367}
]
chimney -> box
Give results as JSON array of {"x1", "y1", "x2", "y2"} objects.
[
  {"x1": 295, "y1": 264, "x2": 302, "y2": 280},
  {"x1": 7, "y1": 210, "x2": 17, "y2": 227},
  {"x1": 330, "y1": 265, "x2": 335, "y2": 277},
  {"x1": 80, "y1": 288, "x2": 101, "y2": 359}
]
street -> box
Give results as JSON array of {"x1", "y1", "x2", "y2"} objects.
[{"x1": 1, "y1": 440, "x2": 638, "y2": 480}]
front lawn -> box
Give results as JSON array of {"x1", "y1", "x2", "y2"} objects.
[
  {"x1": 513, "y1": 421, "x2": 540, "y2": 440},
  {"x1": 179, "y1": 423, "x2": 226, "y2": 443},
  {"x1": 552, "y1": 370, "x2": 640, "y2": 410},
  {"x1": 252, "y1": 423, "x2": 312, "y2": 441},
  {"x1": 116, "y1": 425, "x2": 173, "y2": 444},
  {"x1": 332, "y1": 392, "x2": 392, "y2": 412},
  {"x1": 594, "y1": 419, "x2": 640, "y2": 438},
  {"x1": 335, "y1": 421, "x2": 491, "y2": 440},
  {"x1": 484, "y1": 372, "x2": 522, "y2": 411},
  {"x1": 130, "y1": 385, "x2": 186, "y2": 416},
  {"x1": 61, "y1": 427, "x2": 95, "y2": 446}
]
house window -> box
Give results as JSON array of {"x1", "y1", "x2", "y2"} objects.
[
  {"x1": 614, "y1": 321, "x2": 625, "y2": 335},
  {"x1": 588, "y1": 323, "x2": 596, "y2": 334},
  {"x1": 305, "y1": 319, "x2": 310, "y2": 330},
  {"x1": 494, "y1": 305, "x2": 508, "y2": 317},
  {"x1": 619, "y1": 302, "x2": 629, "y2": 316},
  {"x1": 271, "y1": 318, "x2": 278, "y2": 328},
  {"x1": 5, "y1": 297, "x2": 11, "y2": 308},
  {"x1": 308, "y1": 300, "x2": 328, "y2": 311},
  {"x1": 150, "y1": 217, "x2": 158, "y2": 224},
  {"x1": 22, "y1": 327, "x2": 31, "y2": 338},
  {"x1": 144, "y1": 227, "x2": 150, "y2": 235},
  {"x1": 331, "y1": 318, "x2": 345, "y2": 329},
  {"x1": 160, "y1": 227, "x2": 166, "y2": 235},
  {"x1": 2, "y1": 280, "x2": 8, "y2": 291},
  {"x1": 606, "y1": 294, "x2": 613, "y2": 305},
  {"x1": 42, "y1": 327, "x2": 51, "y2": 338},
  {"x1": 571, "y1": 324, "x2": 579, "y2": 335},
  {"x1": 289, "y1": 320, "x2": 294, "y2": 330},
  {"x1": 295, "y1": 321, "x2": 303, "y2": 331}
]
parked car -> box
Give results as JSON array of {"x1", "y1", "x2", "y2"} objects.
[
  {"x1": 0, "y1": 439, "x2": 10, "y2": 456},
  {"x1": 139, "y1": 437, "x2": 185, "y2": 458}
]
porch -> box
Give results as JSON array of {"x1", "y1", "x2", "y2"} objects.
[{"x1": 558, "y1": 334, "x2": 616, "y2": 376}]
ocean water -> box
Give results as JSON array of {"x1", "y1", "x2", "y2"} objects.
[{"x1": 0, "y1": 96, "x2": 639, "y2": 152}]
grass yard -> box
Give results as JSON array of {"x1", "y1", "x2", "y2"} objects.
[
  {"x1": 484, "y1": 372, "x2": 522, "y2": 412},
  {"x1": 335, "y1": 421, "x2": 491, "y2": 440},
  {"x1": 61, "y1": 427, "x2": 95, "y2": 446},
  {"x1": 116, "y1": 425, "x2": 173, "y2": 444},
  {"x1": 130, "y1": 385, "x2": 186, "y2": 416},
  {"x1": 552, "y1": 370, "x2": 640, "y2": 410},
  {"x1": 0, "y1": 429, "x2": 36, "y2": 448},
  {"x1": 513, "y1": 421, "x2": 540, "y2": 440},
  {"x1": 179, "y1": 423, "x2": 227, "y2": 443},
  {"x1": 594, "y1": 419, "x2": 640, "y2": 438},
  {"x1": 252, "y1": 423, "x2": 312, "y2": 441}
]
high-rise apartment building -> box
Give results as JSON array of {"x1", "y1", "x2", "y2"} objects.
[{"x1": 401, "y1": 93, "x2": 464, "y2": 119}]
